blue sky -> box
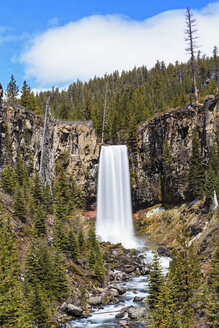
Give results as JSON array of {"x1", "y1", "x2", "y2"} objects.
[{"x1": 1, "y1": 0, "x2": 219, "y2": 91}]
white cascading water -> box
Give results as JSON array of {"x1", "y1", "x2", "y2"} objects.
[
  {"x1": 213, "y1": 190, "x2": 218, "y2": 211},
  {"x1": 96, "y1": 145, "x2": 139, "y2": 249}
]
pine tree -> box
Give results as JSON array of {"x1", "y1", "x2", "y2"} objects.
[
  {"x1": 188, "y1": 130, "x2": 205, "y2": 199},
  {"x1": 32, "y1": 173, "x2": 43, "y2": 206},
  {"x1": 0, "y1": 219, "x2": 28, "y2": 327},
  {"x1": 150, "y1": 277, "x2": 178, "y2": 328},
  {"x1": 205, "y1": 243, "x2": 219, "y2": 327},
  {"x1": 78, "y1": 228, "x2": 85, "y2": 251},
  {"x1": 15, "y1": 153, "x2": 28, "y2": 187},
  {"x1": 43, "y1": 183, "x2": 53, "y2": 214},
  {"x1": 33, "y1": 204, "x2": 46, "y2": 236},
  {"x1": 68, "y1": 230, "x2": 79, "y2": 262},
  {"x1": 205, "y1": 164, "x2": 216, "y2": 205},
  {"x1": 168, "y1": 227, "x2": 201, "y2": 322},
  {"x1": 14, "y1": 187, "x2": 26, "y2": 223},
  {"x1": 0, "y1": 163, "x2": 16, "y2": 195},
  {"x1": 93, "y1": 244, "x2": 105, "y2": 283},
  {"x1": 53, "y1": 221, "x2": 69, "y2": 251},
  {"x1": 51, "y1": 252, "x2": 68, "y2": 301},
  {"x1": 20, "y1": 81, "x2": 36, "y2": 111},
  {"x1": 6, "y1": 74, "x2": 19, "y2": 102},
  {"x1": 28, "y1": 283, "x2": 52, "y2": 328},
  {"x1": 147, "y1": 252, "x2": 164, "y2": 310}
]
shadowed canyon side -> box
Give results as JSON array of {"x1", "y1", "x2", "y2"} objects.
[
  {"x1": 96, "y1": 145, "x2": 138, "y2": 248},
  {"x1": 0, "y1": 95, "x2": 218, "y2": 207}
]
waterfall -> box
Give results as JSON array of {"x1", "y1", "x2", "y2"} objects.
[
  {"x1": 213, "y1": 190, "x2": 218, "y2": 211},
  {"x1": 96, "y1": 145, "x2": 139, "y2": 248}
]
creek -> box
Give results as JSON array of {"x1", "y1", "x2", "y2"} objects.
[{"x1": 64, "y1": 249, "x2": 170, "y2": 328}]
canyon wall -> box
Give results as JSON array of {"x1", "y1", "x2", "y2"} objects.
[
  {"x1": 0, "y1": 95, "x2": 218, "y2": 206},
  {"x1": 0, "y1": 102, "x2": 99, "y2": 202},
  {"x1": 131, "y1": 95, "x2": 219, "y2": 206}
]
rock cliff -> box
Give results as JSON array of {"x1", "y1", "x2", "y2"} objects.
[
  {"x1": 0, "y1": 102, "x2": 99, "y2": 202},
  {"x1": 131, "y1": 95, "x2": 219, "y2": 206},
  {"x1": 0, "y1": 95, "x2": 218, "y2": 206}
]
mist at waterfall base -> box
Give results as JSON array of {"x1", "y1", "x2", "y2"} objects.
[{"x1": 96, "y1": 145, "x2": 141, "y2": 249}]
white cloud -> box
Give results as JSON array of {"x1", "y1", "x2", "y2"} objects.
[{"x1": 19, "y1": 2, "x2": 219, "y2": 86}]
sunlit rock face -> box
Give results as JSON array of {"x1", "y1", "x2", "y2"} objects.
[{"x1": 0, "y1": 102, "x2": 99, "y2": 203}]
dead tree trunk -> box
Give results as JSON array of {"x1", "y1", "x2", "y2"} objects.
[
  {"x1": 40, "y1": 98, "x2": 50, "y2": 183},
  {"x1": 101, "y1": 85, "x2": 108, "y2": 144},
  {"x1": 185, "y1": 8, "x2": 199, "y2": 106}
]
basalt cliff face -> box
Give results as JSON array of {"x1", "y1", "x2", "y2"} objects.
[
  {"x1": 0, "y1": 95, "x2": 218, "y2": 206},
  {"x1": 0, "y1": 102, "x2": 99, "y2": 202},
  {"x1": 131, "y1": 95, "x2": 219, "y2": 206}
]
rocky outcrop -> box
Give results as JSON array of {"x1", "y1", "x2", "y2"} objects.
[
  {"x1": 131, "y1": 95, "x2": 219, "y2": 206},
  {"x1": 0, "y1": 95, "x2": 218, "y2": 206},
  {"x1": 0, "y1": 102, "x2": 99, "y2": 202}
]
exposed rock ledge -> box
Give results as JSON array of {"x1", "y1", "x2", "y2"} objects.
[{"x1": 0, "y1": 95, "x2": 218, "y2": 206}]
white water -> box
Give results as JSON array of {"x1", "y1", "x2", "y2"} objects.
[
  {"x1": 65, "y1": 250, "x2": 171, "y2": 328},
  {"x1": 213, "y1": 190, "x2": 218, "y2": 211},
  {"x1": 96, "y1": 145, "x2": 139, "y2": 249}
]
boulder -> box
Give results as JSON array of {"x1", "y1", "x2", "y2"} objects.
[
  {"x1": 88, "y1": 296, "x2": 102, "y2": 305},
  {"x1": 114, "y1": 285, "x2": 126, "y2": 295},
  {"x1": 115, "y1": 311, "x2": 125, "y2": 319},
  {"x1": 127, "y1": 306, "x2": 145, "y2": 319},
  {"x1": 60, "y1": 302, "x2": 83, "y2": 317},
  {"x1": 133, "y1": 296, "x2": 144, "y2": 303},
  {"x1": 119, "y1": 320, "x2": 129, "y2": 327}
]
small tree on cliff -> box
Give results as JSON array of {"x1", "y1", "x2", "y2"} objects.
[{"x1": 6, "y1": 74, "x2": 19, "y2": 102}]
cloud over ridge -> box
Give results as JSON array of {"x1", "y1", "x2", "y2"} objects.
[{"x1": 20, "y1": 3, "x2": 219, "y2": 86}]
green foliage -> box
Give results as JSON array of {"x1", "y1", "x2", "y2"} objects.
[
  {"x1": 205, "y1": 242, "x2": 219, "y2": 327},
  {"x1": 14, "y1": 187, "x2": 26, "y2": 222},
  {"x1": 6, "y1": 74, "x2": 19, "y2": 102},
  {"x1": 53, "y1": 221, "x2": 69, "y2": 251},
  {"x1": 0, "y1": 219, "x2": 29, "y2": 327},
  {"x1": 162, "y1": 140, "x2": 173, "y2": 167},
  {"x1": 78, "y1": 228, "x2": 85, "y2": 251},
  {"x1": 33, "y1": 204, "x2": 46, "y2": 236},
  {"x1": 168, "y1": 227, "x2": 201, "y2": 326},
  {"x1": 87, "y1": 222, "x2": 105, "y2": 283},
  {"x1": 147, "y1": 252, "x2": 164, "y2": 310},
  {"x1": 150, "y1": 277, "x2": 179, "y2": 328},
  {"x1": 25, "y1": 240, "x2": 68, "y2": 304},
  {"x1": 43, "y1": 183, "x2": 53, "y2": 214},
  {"x1": 68, "y1": 230, "x2": 79, "y2": 262},
  {"x1": 27, "y1": 283, "x2": 52, "y2": 328},
  {"x1": 69, "y1": 175, "x2": 85, "y2": 210},
  {"x1": 15, "y1": 153, "x2": 29, "y2": 188},
  {"x1": 32, "y1": 53, "x2": 219, "y2": 142},
  {"x1": 32, "y1": 173, "x2": 43, "y2": 206},
  {"x1": 20, "y1": 81, "x2": 36, "y2": 111},
  {"x1": 0, "y1": 163, "x2": 16, "y2": 195},
  {"x1": 188, "y1": 130, "x2": 205, "y2": 199}
]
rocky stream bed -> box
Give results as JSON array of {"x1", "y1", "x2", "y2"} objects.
[{"x1": 60, "y1": 247, "x2": 170, "y2": 328}]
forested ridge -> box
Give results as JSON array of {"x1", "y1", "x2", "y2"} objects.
[
  {"x1": 7, "y1": 52, "x2": 219, "y2": 143},
  {"x1": 1, "y1": 52, "x2": 219, "y2": 327}
]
